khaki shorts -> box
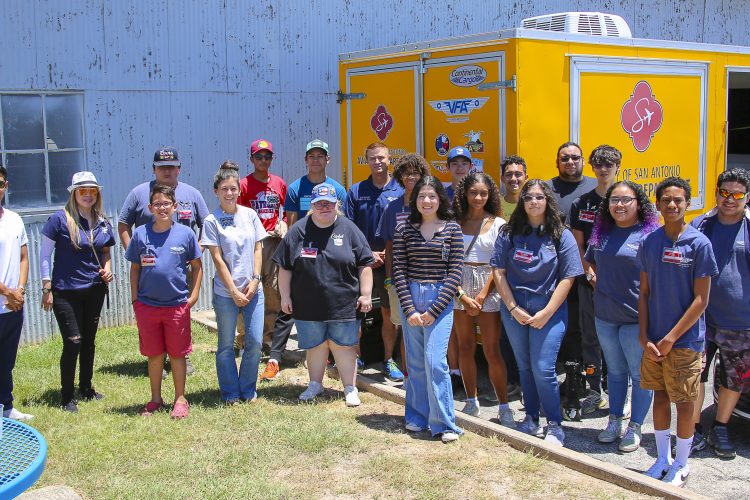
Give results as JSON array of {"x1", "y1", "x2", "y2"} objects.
[
  {"x1": 640, "y1": 347, "x2": 701, "y2": 403},
  {"x1": 387, "y1": 285, "x2": 402, "y2": 326}
]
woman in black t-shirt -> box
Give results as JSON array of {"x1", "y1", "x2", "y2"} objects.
[{"x1": 273, "y1": 183, "x2": 374, "y2": 407}]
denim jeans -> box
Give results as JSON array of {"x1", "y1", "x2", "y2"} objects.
[
  {"x1": 499, "y1": 291, "x2": 566, "y2": 424},
  {"x1": 213, "y1": 290, "x2": 264, "y2": 401},
  {"x1": 595, "y1": 317, "x2": 653, "y2": 425},
  {"x1": 400, "y1": 282, "x2": 463, "y2": 436}
]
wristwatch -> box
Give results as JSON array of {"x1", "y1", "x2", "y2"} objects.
[
  {"x1": 585, "y1": 273, "x2": 595, "y2": 282},
  {"x1": 251, "y1": 274, "x2": 262, "y2": 283},
  {"x1": 42, "y1": 287, "x2": 52, "y2": 295}
]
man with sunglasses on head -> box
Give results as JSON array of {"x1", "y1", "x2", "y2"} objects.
[
  {"x1": 688, "y1": 168, "x2": 750, "y2": 459},
  {"x1": 238, "y1": 139, "x2": 288, "y2": 378},
  {"x1": 569, "y1": 145, "x2": 622, "y2": 417}
]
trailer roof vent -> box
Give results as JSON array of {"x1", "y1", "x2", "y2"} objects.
[{"x1": 522, "y1": 12, "x2": 632, "y2": 38}]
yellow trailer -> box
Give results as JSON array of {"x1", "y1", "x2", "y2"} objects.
[{"x1": 338, "y1": 12, "x2": 750, "y2": 216}]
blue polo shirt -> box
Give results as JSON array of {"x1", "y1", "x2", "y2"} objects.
[
  {"x1": 376, "y1": 196, "x2": 411, "y2": 244},
  {"x1": 690, "y1": 210, "x2": 750, "y2": 329},
  {"x1": 344, "y1": 176, "x2": 403, "y2": 251},
  {"x1": 636, "y1": 225, "x2": 718, "y2": 351},
  {"x1": 124, "y1": 223, "x2": 202, "y2": 307},
  {"x1": 284, "y1": 175, "x2": 347, "y2": 221},
  {"x1": 41, "y1": 210, "x2": 115, "y2": 291},
  {"x1": 118, "y1": 181, "x2": 209, "y2": 231},
  {"x1": 585, "y1": 225, "x2": 648, "y2": 324},
  {"x1": 490, "y1": 228, "x2": 583, "y2": 297}
]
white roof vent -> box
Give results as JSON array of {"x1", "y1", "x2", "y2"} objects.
[{"x1": 522, "y1": 12, "x2": 632, "y2": 38}]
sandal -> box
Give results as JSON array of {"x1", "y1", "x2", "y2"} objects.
[
  {"x1": 170, "y1": 400, "x2": 190, "y2": 419},
  {"x1": 139, "y1": 400, "x2": 165, "y2": 417}
]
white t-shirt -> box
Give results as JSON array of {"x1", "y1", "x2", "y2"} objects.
[
  {"x1": 201, "y1": 205, "x2": 268, "y2": 298},
  {"x1": 0, "y1": 209, "x2": 28, "y2": 314},
  {"x1": 463, "y1": 217, "x2": 505, "y2": 264}
]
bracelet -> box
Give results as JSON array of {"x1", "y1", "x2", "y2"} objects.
[
  {"x1": 384, "y1": 278, "x2": 392, "y2": 287},
  {"x1": 509, "y1": 304, "x2": 518, "y2": 313},
  {"x1": 251, "y1": 274, "x2": 262, "y2": 283},
  {"x1": 42, "y1": 287, "x2": 52, "y2": 295}
]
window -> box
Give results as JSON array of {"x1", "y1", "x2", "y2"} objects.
[{"x1": 0, "y1": 92, "x2": 85, "y2": 210}]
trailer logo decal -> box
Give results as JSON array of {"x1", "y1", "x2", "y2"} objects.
[
  {"x1": 429, "y1": 97, "x2": 489, "y2": 123},
  {"x1": 464, "y1": 130, "x2": 484, "y2": 153},
  {"x1": 449, "y1": 65, "x2": 487, "y2": 87},
  {"x1": 621, "y1": 81, "x2": 663, "y2": 152},
  {"x1": 435, "y1": 134, "x2": 450, "y2": 156},
  {"x1": 370, "y1": 104, "x2": 394, "y2": 141}
]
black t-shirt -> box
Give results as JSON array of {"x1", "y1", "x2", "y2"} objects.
[
  {"x1": 569, "y1": 189, "x2": 603, "y2": 246},
  {"x1": 546, "y1": 176, "x2": 597, "y2": 224},
  {"x1": 273, "y1": 215, "x2": 374, "y2": 321}
]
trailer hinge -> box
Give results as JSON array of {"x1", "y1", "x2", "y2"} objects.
[
  {"x1": 420, "y1": 52, "x2": 432, "y2": 74},
  {"x1": 478, "y1": 75, "x2": 517, "y2": 92},
  {"x1": 336, "y1": 90, "x2": 366, "y2": 104}
]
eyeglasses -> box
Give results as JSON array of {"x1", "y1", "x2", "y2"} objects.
[
  {"x1": 252, "y1": 154, "x2": 273, "y2": 161},
  {"x1": 151, "y1": 202, "x2": 174, "y2": 209},
  {"x1": 313, "y1": 201, "x2": 335, "y2": 209},
  {"x1": 76, "y1": 187, "x2": 99, "y2": 196},
  {"x1": 403, "y1": 172, "x2": 422, "y2": 179},
  {"x1": 560, "y1": 155, "x2": 582, "y2": 163},
  {"x1": 609, "y1": 196, "x2": 636, "y2": 206},
  {"x1": 522, "y1": 194, "x2": 546, "y2": 202},
  {"x1": 592, "y1": 163, "x2": 618, "y2": 170},
  {"x1": 0, "y1": 180, "x2": 6, "y2": 188},
  {"x1": 503, "y1": 171, "x2": 525, "y2": 179},
  {"x1": 718, "y1": 188, "x2": 748, "y2": 200}
]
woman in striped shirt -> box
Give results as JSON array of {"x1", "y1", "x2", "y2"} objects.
[{"x1": 393, "y1": 175, "x2": 464, "y2": 443}]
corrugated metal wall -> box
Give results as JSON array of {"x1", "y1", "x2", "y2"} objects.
[{"x1": 2, "y1": 0, "x2": 749, "y2": 343}]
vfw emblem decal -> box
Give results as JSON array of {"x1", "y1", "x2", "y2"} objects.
[
  {"x1": 620, "y1": 81, "x2": 663, "y2": 152},
  {"x1": 370, "y1": 104, "x2": 394, "y2": 141}
]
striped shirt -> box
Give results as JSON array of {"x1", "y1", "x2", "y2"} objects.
[{"x1": 392, "y1": 220, "x2": 463, "y2": 318}]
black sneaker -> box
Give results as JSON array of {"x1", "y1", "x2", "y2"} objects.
[
  {"x1": 80, "y1": 388, "x2": 105, "y2": 401},
  {"x1": 672, "y1": 430, "x2": 706, "y2": 457},
  {"x1": 62, "y1": 400, "x2": 79, "y2": 413},
  {"x1": 707, "y1": 425, "x2": 736, "y2": 459}
]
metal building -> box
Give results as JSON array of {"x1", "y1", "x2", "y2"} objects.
[{"x1": 1, "y1": 0, "x2": 749, "y2": 343}]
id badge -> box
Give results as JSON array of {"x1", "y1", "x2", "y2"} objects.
[
  {"x1": 300, "y1": 196, "x2": 312, "y2": 212},
  {"x1": 579, "y1": 210, "x2": 596, "y2": 223},
  {"x1": 140, "y1": 254, "x2": 156, "y2": 267},
  {"x1": 178, "y1": 209, "x2": 193, "y2": 221},
  {"x1": 301, "y1": 246, "x2": 318, "y2": 259},
  {"x1": 513, "y1": 248, "x2": 534, "y2": 264},
  {"x1": 662, "y1": 246, "x2": 683, "y2": 264}
]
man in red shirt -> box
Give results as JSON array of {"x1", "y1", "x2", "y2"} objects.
[{"x1": 238, "y1": 139, "x2": 288, "y2": 376}]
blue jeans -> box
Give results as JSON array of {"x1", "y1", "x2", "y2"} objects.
[
  {"x1": 499, "y1": 292, "x2": 566, "y2": 424},
  {"x1": 295, "y1": 319, "x2": 359, "y2": 349},
  {"x1": 213, "y1": 290, "x2": 264, "y2": 401},
  {"x1": 400, "y1": 282, "x2": 463, "y2": 436},
  {"x1": 595, "y1": 317, "x2": 653, "y2": 425}
]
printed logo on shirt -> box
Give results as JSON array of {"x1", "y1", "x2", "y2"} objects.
[
  {"x1": 331, "y1": 233, "x2": 344, "y2": 247},
  {"x1": 626, "y1": 242, "x2": 640, "y2": 251},
  {"x1": 513, "y1": 248, "x2": 534, "y2": 264},
  {"x1": 386, "y1": 196, "x2": 398, "y2": 202},
  {"x1": 170, "y1": 246, "x2": 186, "y2": 255},
  {"x1": 357, "y1": 195, "x2": 373, "y2": 202},
  {"x1": 662, "y1": 247, "x2": 693, "y2": 267},
  {"x1": 579, "y1": 210, "x2": 596, "y2": 223},
  {"x1": 301, "y1": 246, "x2": 318, "y2": 258},
  {"x1": 219, "y1": 215, "x2": 235, "y2": 228},
  {"x1": 251, "y1": 190, "x2": 281, "y2": 220}
]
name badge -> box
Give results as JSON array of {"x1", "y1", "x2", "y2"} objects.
[
  {"x1": 579, "y1": 210, "x2": 596, "y2": 223},
  {"x1": 662, "y1": 247, "x2": 683, "y2": 264},
  {"x1": 178, "y1": 209, "x2": 193, "y2": 221},
  {"x1": 301, "y1": 246, "x2": 318, "y2": 258},
  {"x1": 300, "y1": 196, "x2": 312, "y2": 212},
  {"x1": 513, "y1": 248, "x2": 534, "y2": 264},
  {"x1": 140, "y1": 254, "x2": 156, "y2": 267}
]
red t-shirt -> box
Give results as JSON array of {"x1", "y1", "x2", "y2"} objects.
[{"x1": 238, "y1": 173, "x2": 287, "y2": 232}]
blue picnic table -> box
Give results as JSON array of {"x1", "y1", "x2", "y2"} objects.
[{"x1": 0, "y1": 418, "x2": 48, "y2": 499}]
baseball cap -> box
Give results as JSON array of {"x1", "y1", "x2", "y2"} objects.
[
  {"x1": 306, "y1": 139, "x2": 329, "y2": 155},
  {"x1": 68, "y1": 171, "x2": 101, "y2": 192},
  {"x1": 250, "y1": 139, "x2": 273, "y2": 155},
  {"x1": 447, "y1": 146, "x2": 472, "y2": 162},
  {"x1": 153, "y1": 147, "x2": 181, "y2": 167},
  {"x1": 310, "y1": 183, "x2": 338, "y2": 204}
]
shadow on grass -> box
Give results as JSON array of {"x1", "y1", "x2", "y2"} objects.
[
  {"x1": 25, "y1": 388, "x2": 62, "y2": 408},
  {"x1": 98, "y1": 359, "x2": 149, "y2": 378},
  {"x1": 355, "y1": 412, "x2": 435, "y2": 441}
]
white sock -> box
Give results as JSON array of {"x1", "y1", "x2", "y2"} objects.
[
  {"x1": 450, "y1": 369, "x2": 461, "y2": 376},
  {"x1": 268, "y1": 358, "x2": 279, "y2": 366},
  {"x1": 499, "y1": 403, "x2": 510, "y2": 410},
  {"x1": 675, "y1": 436, "x2": 693, "y2": 467},
  {"x1": 465, "y1": 397, "x2": 479, "y2": 405},
  {"x1": 654, "y1": 429, "x2": 673, "y2": 464},
  {"x1": 309, "y1": 380, "x2": 323, "y2": 390}
]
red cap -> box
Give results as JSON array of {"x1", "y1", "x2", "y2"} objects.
[{"x1": 250, "y1": 139, "x2": 273, "y2": 155}]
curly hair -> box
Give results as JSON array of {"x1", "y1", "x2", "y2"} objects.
[
  {"x1": 408, "y1": 176, "x2": 453, "y2": 224},
  {"x1": 588, "y1": 181, "x2": 659, "y2": 248},
  {"x1": 453, "y1": 172, "x2": 501, "y2": 221},
  {"x1": 501, "y1": 179, "x2": 565, "y2": 243},
  {"x1": 393, "y1": 154, "x2": 429, "y2": 188},
  {"x1": 589, "y1": 145, "x2": 622, "y2": 167}
]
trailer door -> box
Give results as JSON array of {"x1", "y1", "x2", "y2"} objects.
[
  {"x1": 344, "y1": 63, "x2": 421, "y2": 187},
  {"x1": 422, "y1": 53, "x2": 506, "y2": 183}
]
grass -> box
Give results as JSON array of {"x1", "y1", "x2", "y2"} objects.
[{"x1": 13, "y1": 323, "x2": 650, "y2": 499}]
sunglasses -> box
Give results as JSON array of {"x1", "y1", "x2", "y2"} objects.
[
  {"x1": 76, "y1": 187, "x2": 99, "y2": 196},
  {"x1": 609, "y1": 196, "x2": 636, "y2": 206},
  {"x1": 522, "y1": 194, "x2": 546, "y2": 202},
  {"x1": 0, "y1": 180, "x2": 6, "y2": 188},
  {"x1": 560, "y1": 155, "x2": 582, "y2": 162},
  {"x1": 252, "y1": 154, "x2": 273, "y2": 161},
  {"x1": 718, "y1": 189, "x2": 748, "y2": 201}
]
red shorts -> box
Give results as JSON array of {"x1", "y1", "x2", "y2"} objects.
[{"x1": 134, "y1": 301, "x2": 193, "y2": 357}]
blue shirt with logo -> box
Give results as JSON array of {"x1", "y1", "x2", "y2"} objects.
[
  {"x1": 124, "y1": 223, "x2": 202, "y2": 307},
  {"x1": 376, "y1": 196, "x2": 411, "y2": 244},
  {"x1": 284, "y1": 175, "x2": 347, "y2": 221},
  {"x1": 41, "y1": 210, "x2": 115, "y2": 291},
  {"x1": 118, "y1": 181, "x2": 209, "y2": 232},
  {"x1": 344, "y1": 176, "x2": 403, "y2": 251},
  {"x1": 636, "y1": 225, "x2": 718, "y2": 351},
  {"x1": 490, "y1": 228, "x2": 583, "y2": 297}
]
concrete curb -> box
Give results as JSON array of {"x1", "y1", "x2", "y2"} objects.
[
  {"x1": 191, "y1": 313, "x2": 707, "y2": 500},
  {"x1": 17, "y1": 486, "x2": 82, "y2": 499}
]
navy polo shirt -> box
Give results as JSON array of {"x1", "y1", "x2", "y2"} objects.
[{"x1": 344, "y1": 176, "x2": 403, "y2": 251}]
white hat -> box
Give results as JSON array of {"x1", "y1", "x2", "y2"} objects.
[{"x1": 68, "y1": 172, "x2": 101, "y2": 192}]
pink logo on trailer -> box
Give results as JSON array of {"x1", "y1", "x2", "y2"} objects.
[
  {"x1": 370, "y1": 104, "x2": 394, "y2": 141},
  {"x1": 620, "y1": 81, "x2": 663, "y2": 152}
]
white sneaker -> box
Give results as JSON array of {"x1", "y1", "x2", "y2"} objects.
[
  {"x1": 344, "y1": 385, "x2": 360, "y2": 407},
  {"x1": 441, "y1": 431, "x2": 460, "y2": 443},
  {"x1": 405, "y1": 422, "x2": 425, "y2": 432},
  {"x1": 662, "y1": 462, "x2": 689, "y2": 487},
  {"x1": 518, "y1": 415, "x2": 544, "y2": 438},
  {"x1": 544, "y1": 421, "x2": 565, "y2": 447},
  {"x1": 461, "y1": 399, "x2": 480, "y2": 417},
  {"x1": 299, "y1": 381, "x2": 324, "y2": 401},
  {"x1": 644, "y1": 458, "x2": 672, "y2": 480},
  {"x1": 597, "y1": 415, "x2": 623, "y2": 443},
  {"x1": 619, "y1": 422, "x2": 642, "y2": 452},
  {"x1": 498, "y1": 407, "x2": 516, "y2": 428},
  {"x1": 3, "y1": 407, "x2": 34, "y2": 421}
]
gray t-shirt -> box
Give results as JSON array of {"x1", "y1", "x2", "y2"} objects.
[
  {"x1": 545, "y1": 176, "x2": 597, "y2": 224},
  {"x1": 201, "y1": 205, "x2": 268, "y2": 298},
  {"x1": 119, "y1": 181, "x2": 209, "y2": 231}
]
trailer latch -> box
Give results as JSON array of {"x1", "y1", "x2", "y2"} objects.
[
  {"x1": 336, "y1": 90, "x2": 367, "y2": 104},
  {"x1": 478, "y1": 75, "x2": 517, "y2": 92}
]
